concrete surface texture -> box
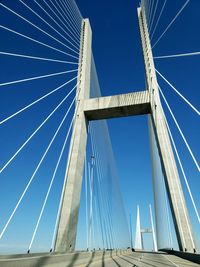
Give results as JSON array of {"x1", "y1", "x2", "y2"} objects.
[{"x1": 84, "y1": 90, "x2": 150, "y2": 120}]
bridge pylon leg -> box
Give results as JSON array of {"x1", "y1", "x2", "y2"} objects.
[
  {"x1": 138, "y1": 5, "x2": 196, "y2": 252},
  {"x1": 54, "y1": 19, "x2": 92, "y2": 252}
]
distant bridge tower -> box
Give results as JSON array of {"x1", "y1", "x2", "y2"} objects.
[
  {"x1": 135, "y1": 205, "x2": 142, "y2": 250},
  {"x1": 134, "y1": 205, "x2": 157, "y2": 251},
  {"x1": 53, "y1": 3, "x2": 197, "y2": 253}
]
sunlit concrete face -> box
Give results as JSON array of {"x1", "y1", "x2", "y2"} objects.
[{"x1": 84, "y1": 90, "x2": 151, "y2": 120}]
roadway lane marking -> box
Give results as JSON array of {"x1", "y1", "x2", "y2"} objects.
[{"x1": 163, "y1": 255, "x2": 180, "y2": 267}]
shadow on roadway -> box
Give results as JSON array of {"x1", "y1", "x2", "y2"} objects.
[
  {"x1": 111, "y1": 255, "x2": 121, "y2": 267},
  {"x1": 66, "y1": 253, "x2": 80, "y2": 267},
  {"x1": 32, "y1": 252, "x2": 80, "y2": 267},
  {"x1": 85, "y1": 252, "x2": 95, "y2": 267}
]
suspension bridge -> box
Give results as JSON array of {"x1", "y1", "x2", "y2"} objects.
[{"x1": 0, "y1": 0, "x2": 199, "y2": 266}]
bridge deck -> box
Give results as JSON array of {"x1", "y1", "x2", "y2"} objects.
[
  {"x1": 0, "y1": 251, "x2": 199, "y2": 267},
  {"x1": 89, "y1": 252, "x2": 200, "y2": 267}
]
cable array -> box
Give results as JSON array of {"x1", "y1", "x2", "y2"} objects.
[
  {"x1": 79, "y1": 55, "x2": 130, "y2": 251},
  {"x1": 0, "y1": 0, "x2": 82, "y2": 253}
]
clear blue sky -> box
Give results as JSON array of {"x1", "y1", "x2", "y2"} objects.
[{"x1": 0, "y1": 0, "x2": 199, "y2": 254}]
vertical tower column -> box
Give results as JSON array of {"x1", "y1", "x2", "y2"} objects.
[
  {"x1": 137, "y1": 5, "x2": 196, "y2": 252},
  {"x1": 54, "y1": 19, "x2": 92, "y2": 252},
  {"x1": 135, "y1": 205, "x2": 143, "y2": 250},
  {"x1": 149, "y1": 204, "x2": 158, "y2": 252}
]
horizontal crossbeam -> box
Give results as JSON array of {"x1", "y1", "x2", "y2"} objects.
[{"x1": 84, "y1": 90, "x2": 150, "y2": 120}]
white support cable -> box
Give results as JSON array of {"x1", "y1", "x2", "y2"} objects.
[
  {"x1": 94, "y1": 193, "x2": 100, "y2": 249},
  {"x1": 95, "y1": 190, "x2": 105, "y2": 249},
  {"x1": 161, "y1": 158, "x2": 173, "y2": 248},
  {"x1": 149, "y1": 204, "x2": 158, "y2": 251},
  {"x1": 94, "y1": 171, "x2": 106, "y2": 249},
  {"x1": 107, "y1": 202, "x2": 114, "y2": 249},
  {"x1": 159, "y1": 106, "x2": 195, "y2": 250},
  {"x1": 0, "y1": 92, "x2": 77, "y2": 241},
  {"x1": 91, "y1": 152, "x2": 109, "y2": 248},
  {"x1": 103, "y1": 174, "x2": 115, "y2": 249},
  {"x1": 59, "y1": 0, "x2": 82, "y2": 33},
  {"x1": 58, "y1": 0, "x2": 81, "y2": 31},
  {"x1": 42, "y1": 0, "x2": 80, "y2": 44},
  {"x1": 153, "y1": 78, "x2": 193, "y2": 248},
  {"x1": 0, "y1": 69, "x2": 77, "y2": 87},
  {"x1": 149, "y1": 0, "x2": 159, "y2": 34},
  {"x1": 62, "y1": 0, "x2": 82, "y2": 29},
  {"x1": 89, "y1": 127, "x2": 105, "y2": 249},
  {"x1": 89, "y1": 124, "x2": 107, "y2": 249},
  {"x1": 152, "y1": 106, "x2": 186, "y2": 248},
  {"x1": 152, "y1": 0, "x2": 190, "y2": 49},
  {"x1": 28, "y1": 95, "x2": 77, "y2": 252},
  {"x1": 149, "y1": 0, "x2": 155, "y2": 30},
  {"x1": 0, "y1": 75, "x2": 78, "y2": 125},
  {"x1": 90, "y1": 124, "x2": 114, "y2": 249},
  {"x1": 159, "y1": 136, "x2": 173, "y2": 249},
  {"x1": 89, "y1": 159, "x2": 94, "y2": 250},
  {"x1": 150, "y1": 115, "x2": 174, "y2": 249},
  {"x1": 107, "y1": 222, "x2": 112, "y2": 250},
  {"x1": 158, "y1": 86, "x2": 200, "y2": 172},
  {"x1": 34, "y1": 0, "x2": 80, "y2": 47},
  {"x1": 66, "y1": 0, "x2": 82, "y2": 21},
  {"x1": 156, "y1": 69, "x2": 200, "y2": 116},
  {"x1": 50, "y1": 84, "x2": 81, "y2": 251},
  {"x1": 163, "y1": 177, "x2": 173, "y2": 249},
  {"x1": 19, "y1": 0, "x2": 80, "y2": 52},
  {"x1": 1, "y1": 3, "x2": 79, "y2": 56},
  {"x1": 145, "y1": 0, "x2": 150, "y2": 25},
  {"x1": 69, "y1": 0, "x2": 83, "y2": 21},
  {"x1": 84, "y1": 156, "x2": 89, "y2": 249},
  {"x1": 163, "y1": 110, "x2": 200, "y2": 224},
  {"x1": 141, "y1": 0, "x2": 146, "y2": 19},
  {"x1": 151, "y1": 0, "x2": 167, "y2": 40},
  {"x1": 0, "y1": 81, "x2": 78, "y2": 174},
  {"x1": 0, "y1": 51, "x2": 79, "y2": 64},
  {"x1": 148, "y1": 0, "x2": 155, "y2": 29},
  {"x1": 92, "y1": 179, "x2": 96, "y2": 249},
  {"x1": 149, "y1": 84, "x2": 186, "y2": 248},
  {"x1": 87, "y1": 161, "x2": 92, "y2": 250},
  {"x1": 147, "y1": 0, "x2": 152, "y2": 27},
  {"x1": 103, "y1": 220, "x2": 109, "y2": 249},
  {"x1": 0, "y1": 25, "x2": 79, "y2": 60},
  {"x1": 49, "y1": 0, "x2": 80, "y2": 38},
  {"x1": 63, "y1": 0, "x2": 81, "y2": 30},
  {"x1": 141, "y1": 0, "x2": 145, "y2": 14},
  {"x1": 54, "y1": 0, "x2": 81, "y2": 36},
  {"x1": 145, "y1": 0, "x2": 150, "y2": 26},
  {"x1": 154, "y1": 51, "x2": 200, "y2": 59}
]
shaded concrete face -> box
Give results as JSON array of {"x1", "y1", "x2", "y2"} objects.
[{"x1": 84, "y1": 91, "x2": 150, "y2": 120}]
